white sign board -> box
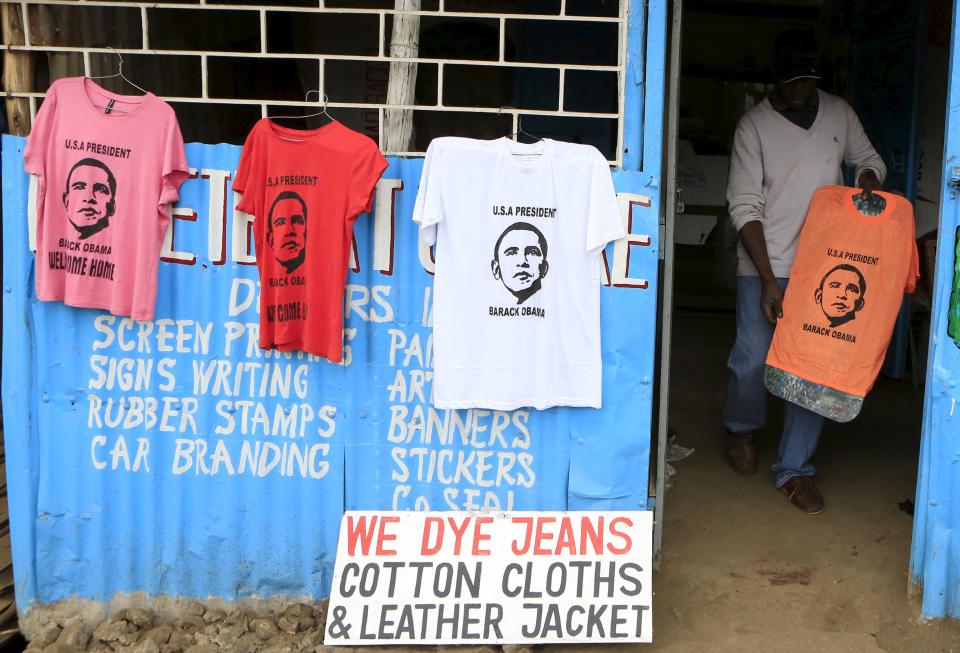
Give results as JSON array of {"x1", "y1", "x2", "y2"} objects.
[{"x1": 325, "y1": 510, "x2": 653, "y2": 645}]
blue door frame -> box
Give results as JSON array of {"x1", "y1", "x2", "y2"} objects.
[{"x1": 910, "y1": 0, "x2": 960, "y2": 619}]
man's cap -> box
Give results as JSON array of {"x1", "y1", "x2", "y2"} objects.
[
  {"x1": 772, "y1": 29, "x2": 822, "y2": 83},
  {"x1": 775, "y1": 52, "x2": 821, "y2": 83}
]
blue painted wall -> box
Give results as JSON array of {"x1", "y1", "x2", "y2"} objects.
[
  {"x1": 910, "y1": 0, "x2": 960, "y2": 619},
  {"x1": 1, "y1": 143, "x2": 660, "y2": 609},
  {"x1": 1, "y1": 0, "x2": 667, "y2": 615}
]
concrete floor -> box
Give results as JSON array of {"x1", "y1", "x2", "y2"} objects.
[{"x1": 634, "y1": 313, "x2": 960, "y2": 652}]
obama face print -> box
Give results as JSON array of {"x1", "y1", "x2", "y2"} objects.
[
  {"x1": 63, "y1": 158, "x2": 116, "y2": 240},
  {"x1": 815, "y1": 264, "x2": 867, "y2": 328},
  {"x1": 491, "y1": 222, "x2": 549, "y2": 305},
  {"x1": 267, "y1": 191, "x2": 308, "y2": 274}
]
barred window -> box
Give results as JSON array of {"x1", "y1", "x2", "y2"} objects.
[{"x1": 2, "y1": 0, "x2": 626, "y2": 161}]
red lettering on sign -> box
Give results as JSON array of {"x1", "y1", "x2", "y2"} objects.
[
  {"x1": 511, "y1": 517, "x2": 534, "y2": 555},
  {"x1": 472, "y1": 516, "x2": 492, "y2": 555},
  {"x1": 556, "y1": 517, "x2": 576, "y2": 555},
  {"x1": 607, "y1": 516, "x2": 633, "y2": 554},
  {"x1": 345, "y1": 515, "x2": 377, "y2": 556},
  {"x1": 375, "y1": 516, "x2": 399, "y2": 556},
  {"x1": 421, "y1": 516, "x2": 444, "y2": 555},
  {"x1": 508, "y1": 515, "x2": 634, "y2": 556},
  {"x1": 447, "y1": 517, "x2": 470, "y2": 555},
  {"x1": 581, "y1": 516, "x2": 603, "y2": 555},
  {"x1": 533, "y1": 517, "x2": 557, "y2": 555}
]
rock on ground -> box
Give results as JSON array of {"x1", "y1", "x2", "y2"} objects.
[{"x1": 27, "y1": 600, "x2": 336, "y2": 653}]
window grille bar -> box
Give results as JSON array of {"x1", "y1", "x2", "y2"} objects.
[
  {"x1": 317, "y1": 57, "x2": 325, "y2": 104},
  {"x1": 378, "y1": 12, "x2": 385, "y2": 58},
  {"x1": 377, "y1": 106, "x2": 384, "y2": 151},
  {"x1": 11, "y1": 0, "x2": 628, "y2": 164},
  {"x1": 3, "y1": 91, "x2": 620, "y2": 119},
  {"x1": 498, "y1": 17, "x2": 505, "y2": 63},
  {"x1": 15, "y1": 1, "x2": 623, "y2": 22},
  {"x1": 259, "y1": 9, "x2": 267, "y2": 54},
  {"x1": 616, "y1": 0, "x2": 630, "y2": 167},
  {"x1": 1, "y1": 46, "x2": 622, "y2": 73},
  {"x1": 201, "y1": 54, "x2": 208, "y2": 99},
  {"x1": 558, "y1": 68, "x2": 566, "y2": 111},
  {"x1": 436, "y1": 62, "x2": 444, "y2": 107}
]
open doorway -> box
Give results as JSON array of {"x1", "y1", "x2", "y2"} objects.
[{"x1": 655, "y1": 0, "x2": 960, "y2": 647}]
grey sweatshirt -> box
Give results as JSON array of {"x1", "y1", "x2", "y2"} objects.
[{"x1": 726, "y1": 90, "x2": 887, "y2": 277}]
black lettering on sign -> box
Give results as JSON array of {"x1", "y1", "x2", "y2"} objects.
[
  {"x1": 435, "y1": 603, "x2": 459, "y2": 639},
  {"x1": 520, "y1": 601, "x2": 648, "y2": 639},
  {"x1": 618, "y1": 562, "x2": 644, "y2": 596},
  {"x1": 360, "y1": 604, "x2": 376, "y2": 639},
  {"x1": 352, "y1": 601, "x2": 506, "y2": 641}
]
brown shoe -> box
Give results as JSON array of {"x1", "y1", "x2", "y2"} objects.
[
  {"x1": 726, "y1": 432, "x2": 756, "y2": 476},
  {"x1": 780, "y1": 476, "x2": 824, "y2": 514}
]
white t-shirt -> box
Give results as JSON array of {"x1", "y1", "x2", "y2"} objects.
[{"x1": 413, "y1": 137, "x2": 625, "y2": 410}]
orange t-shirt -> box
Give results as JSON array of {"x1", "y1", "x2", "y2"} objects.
[{"x1": 766, "y1": 185, "x2": 919, "y2": 397}]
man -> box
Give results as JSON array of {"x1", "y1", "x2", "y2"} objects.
[
  {"x1": 491, "y1": 222, "x2": 549, "y2": 304},
  {"x1": 723, "y1": 29, "x2": 886, "y2": 513},
  {"x1": 815, "y1": 264, "x2": 866, "y2": 328},
  {"x1": 63, "y1": 157, "x2": 116, "y2": 240},
  {"x1": 267, "y1": 191, "x2": 307, "y2": 274}
]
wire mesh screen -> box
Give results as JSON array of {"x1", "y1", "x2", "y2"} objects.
[{"x1": 1, "y1": 0, "x2": 627, "y2": 161}]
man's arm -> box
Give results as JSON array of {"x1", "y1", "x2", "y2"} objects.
[
  {"x1": 843, "y1": 101, "x2": 887, "y2": 198},
  {"x1": 738, "y1": 221, "x2": 783, "y2": 322},
  {"x1": 727, "y1": 118, "x2": 783, "y2": 323}
]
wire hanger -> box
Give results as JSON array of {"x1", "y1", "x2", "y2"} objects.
[
  {"x1": 86, "y1": 48, "x2": 149, "y2": 113},
  {"x1": 499, "y1": 106, "x2": 539, "y2": 142},
  {"x1": 271, "y1": 90, "x2": 334, "y2": 122}
]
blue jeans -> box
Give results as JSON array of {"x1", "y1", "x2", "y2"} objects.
[{"x1": 722, "y1": 276, "x2": 824, "y2": 487}]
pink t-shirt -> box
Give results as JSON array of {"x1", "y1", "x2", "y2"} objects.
[{"x1": 24, "y1": 77, "x2": 189, "y2": 321}]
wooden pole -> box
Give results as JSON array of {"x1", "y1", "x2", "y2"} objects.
[
  {"x1": 1, "y1": 3, "x2": 32, "y2": 136},
  {"x1": 383, "y1": 0, "x2": 420, "y2": 152}
]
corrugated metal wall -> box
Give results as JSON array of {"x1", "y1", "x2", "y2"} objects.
[
  {"x1": 1, "y1": 0, "x2": 669, "y2": 616},
  {"x1": 1, "y1": 138, "x2": 661, "y2": 610}
]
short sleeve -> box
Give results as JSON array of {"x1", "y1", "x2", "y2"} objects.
[
  {"x1": 24, "y1": 83, "x2": 59, "y2": 176},
  {"x1": 586, "y1": 148, "x2": 625, "y2": 254},
  {"x1": 412, "y1": 140, "x2": 444, "y2": 246},
  {"x1": 349, "y1": 139, "x2": 388, "y2": 218},
  {"x1": 160, "y1": 110, "x2": 189, "y2": 207},
  {"x1": 905, "y1": 239, "x2": 919, "y2": 293},
  {"x1": 233, "y1": 122, "x2": 260, "y2": 215}
]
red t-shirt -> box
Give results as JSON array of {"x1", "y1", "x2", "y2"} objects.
[{"x1": 233, "y1": 119, "x2": 387, "y2": 361}]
